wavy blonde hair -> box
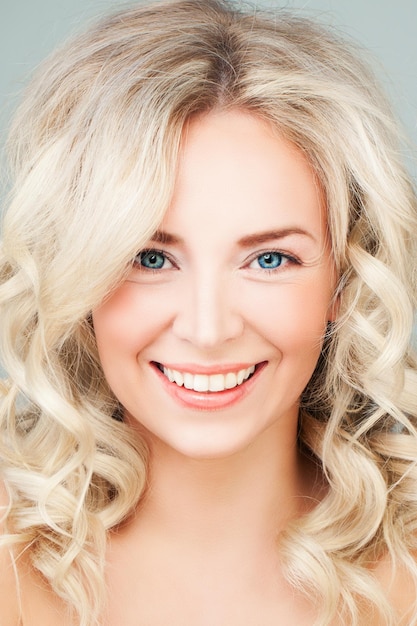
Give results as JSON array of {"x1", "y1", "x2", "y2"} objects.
[{"x1": 1, "y1": 1, "x2": 417, "y2": 624}]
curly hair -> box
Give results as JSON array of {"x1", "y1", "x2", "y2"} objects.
[{"x1": 1, "y1": 1, "x2": 416, "y2": 624}]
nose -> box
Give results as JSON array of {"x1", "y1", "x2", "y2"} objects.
[{"x1": 172, "y1": 271, "x2": 244, "y2": 349}]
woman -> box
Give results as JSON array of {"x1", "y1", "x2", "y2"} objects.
[{"x1": 1, "y1": 0, "x2": 416, "y2": 624}]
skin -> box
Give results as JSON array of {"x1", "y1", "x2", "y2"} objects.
[
  {"x1": 1, "y1": 110, "x2": 413, "y2": 624},
  {"x1": 93, "y1": 109, "x2": 336, "y2": 624},
  {"x1": 93, "y1": 109, "x2": 336, "y2": 462}
]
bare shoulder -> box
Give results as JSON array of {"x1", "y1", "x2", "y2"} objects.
[
  {"x1": 0, "y1": 480, "x2": 21, "y2": 626},
  {"x1": 372, "y1": 551, "x2": 417, "y2": 625}
]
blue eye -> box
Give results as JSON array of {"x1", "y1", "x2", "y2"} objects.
[
  {"x1": 137, "y1": 249, "x2": 168, "y2": 270},
  {"x1": 254, "y1": 252, "x2": 284, "y2": 269}
]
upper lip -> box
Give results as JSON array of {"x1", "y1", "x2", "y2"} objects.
[{"x1": 152, "y1": 361, "x2": 264, "y2": 375}]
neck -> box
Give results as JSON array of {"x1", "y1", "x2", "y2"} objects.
[
  {"x1": 106, "y1": 420, "x2": 324, "y2": 624},
  {"x1": 132, "y1": 421, "x2": 316, "y2": 552}
]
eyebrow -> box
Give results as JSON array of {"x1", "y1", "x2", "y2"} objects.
[
  {"x1": 236, "y1": 228, "x2": 317, "y2": 247},
  {"x1": 150, "y1": 228, "x2": 317, "y2": 247},
  {"x1": 150, "y1": 230, "x2": 182, "y2": 245}
]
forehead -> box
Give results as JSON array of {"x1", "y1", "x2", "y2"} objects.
[{"x1": 162, "y1": 109, "x2": 328, "y2": 243}]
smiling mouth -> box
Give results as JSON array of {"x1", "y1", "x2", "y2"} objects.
[{"x1": 154, "y1": 363, "x2": 259, "y2": 393}]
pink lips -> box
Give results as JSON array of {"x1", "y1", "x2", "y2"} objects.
[{"x1": 151, "y1": 361, "x2": 265, "y2": 410}]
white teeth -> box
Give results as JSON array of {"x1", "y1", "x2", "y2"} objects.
[
  {"x1": 183, "y1": 372, "x2": 194, "y2": 389},
  {"x1": 208, "y1": 374, "x2": 225, "y2": 392},
  {"x1": 172, "y1": 370, "x2": 184, "y2": 386},
  {"x1": 165, "y1": 368, "x2": 175, "y2": 383},
  {"x1": 193, "y1": 374, "x2": 209, "y2": 392},
  {"x1": 161, "y1": 365, "x2": 256, "y2": 392},
  {"x1": 225, "y1": 372, "x2": 237, "y2": 389}
]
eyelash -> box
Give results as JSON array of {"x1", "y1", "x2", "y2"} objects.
[
  {"x1": 134, "y1": 248, "x2": 176, "y2": 272},
  {"x1": 134, "y1": 248, "x2": 301, "y2": 274},
  {"x1": 245, "y1": 249, "x2": 301, "y2": 273}
]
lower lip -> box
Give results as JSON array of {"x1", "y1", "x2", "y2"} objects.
[{"x1": 151, "y1": 363, "x2": 266, "y2": 411}]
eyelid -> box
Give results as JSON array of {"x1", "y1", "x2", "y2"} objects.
[
  {"x1": 243, "y1": 248, "x2": 301, "y2": 269},
  {"x1": 133, "y1": 247, "x2": 177, "y2": 270}
]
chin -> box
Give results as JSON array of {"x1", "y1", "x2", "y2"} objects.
[{"x1": 147, "y1": 428, "x2": 262, "y2": 462}]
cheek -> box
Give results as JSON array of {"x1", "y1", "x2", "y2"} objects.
[
  {"x1": 268, "y1": 286, "x2": 331, "y2": 393},
  {"x1": 288, "y1": 286, "x2": 331, "y2": 340},
  {"x1": 245, "y1": 280, "x2": 332, "y2": 351},
  {"x1": 92, "y1": 283, "x2": 167, "y2": 359}
]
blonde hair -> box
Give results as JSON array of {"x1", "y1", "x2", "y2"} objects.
[{"x1": 1, "y1": 0, "x2": 416, "y2": 623}]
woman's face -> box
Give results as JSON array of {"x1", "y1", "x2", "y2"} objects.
[{"x1": 93, "y1": 110, "x2": 336, "y2": 459}]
